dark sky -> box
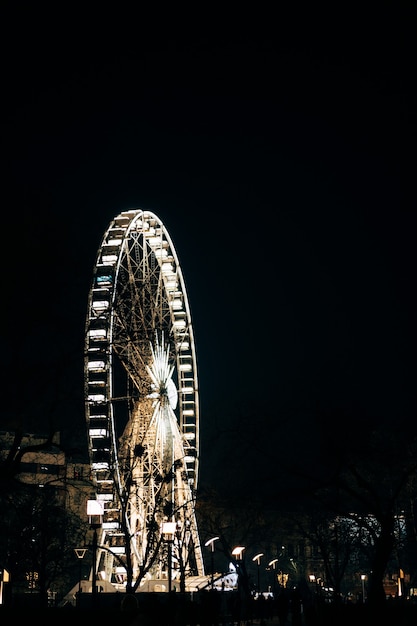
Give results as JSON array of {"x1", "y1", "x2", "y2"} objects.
[{"x1": 2, "y1": 8, "x2": 416, "y2": 494}]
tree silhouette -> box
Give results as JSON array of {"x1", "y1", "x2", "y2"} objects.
[{"x1": 312, "y1": 418, "x2": 417, "y2": 610}]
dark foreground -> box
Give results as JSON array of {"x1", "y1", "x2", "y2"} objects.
[{"x1": 1, "y1": 594, "x2": 417, "y2": 625}]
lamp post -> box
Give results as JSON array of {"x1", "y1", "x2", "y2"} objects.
[
  {"x1": 87, "y1": 499, "x2": 104, "y2": 603},
  {"x1": 268, "y1": 559, "x2": 278, "y2": 595},
  {"x1": 361, "y1": 574, "x2": 366, "y2": 603},
  {"x1": 252, "y1": 553, "x2": 264, "y2": 594},
  {"x1": 162, "y1": 522, "x2": 176, "y2": 593},
  {"x1": 232, "y1": 547, "x2": 246, "y2": 623},
  {"x1": 74, "y1": 548, "x2": 87, "y2": 605},
  {"x1": 205, "y1": 536, "x2": 220, "y2": 589},
  {"x1": 231, "y1": 547, "x2": 246, "y2": 589}
]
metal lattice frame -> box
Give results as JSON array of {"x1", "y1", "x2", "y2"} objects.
[{"x1": 84, "y1": 209, "x2": 203, "y2": 587}]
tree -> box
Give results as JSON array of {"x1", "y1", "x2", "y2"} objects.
[
  {"x1": 105, "y1": 452, "x2": 201, "y2": 594},
  {"x1": 196, "y1": 488, "x2": 290, "y2": 598},
  {"x1": 0, "y1": 428, "x2": 90, "y2": 606},
  {"x1": 312, "y1": 419, "x2": 417, "y2": 609}
]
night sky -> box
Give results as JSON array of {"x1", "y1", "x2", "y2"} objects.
[{"x1": 2, "y1": 8, "x2": 416, "y2": 497}]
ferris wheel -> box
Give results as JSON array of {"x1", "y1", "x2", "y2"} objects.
[{"x1": 84, "y1": 209, "x2": 204, "y2": 587}]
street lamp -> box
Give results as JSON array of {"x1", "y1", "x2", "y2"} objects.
[
  {"x1": 205, "y1": 536, "x2": 220, "y2": 589},
  {"x1": 268, "y1": 559, "x2": 278, "y2": 595},
  {"x1": 74, "y1": 548, "x2": 87, "y2": 604},
  {"x1": 87, "y1": 499, "x2": 104, "y2": 602},
  {"x1": 252, "y1": 553, "x2": 264, "y2": 594},
  {"x1": 361, "y1": 574, "x2": 366, "y2": 603},
  {"x1": 162, "y1": 522, "x2": 176, "y2": 593},
  {"x1": 232, "y1": 546, "x2": 245, "y2": 561},
  {"x1": 232, "y1": 547, "x2": 245, "y2": 623}
]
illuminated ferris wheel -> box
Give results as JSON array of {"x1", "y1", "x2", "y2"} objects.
[{"x1": 84, "y1": 209, "x2": 204, "y2": 587}]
